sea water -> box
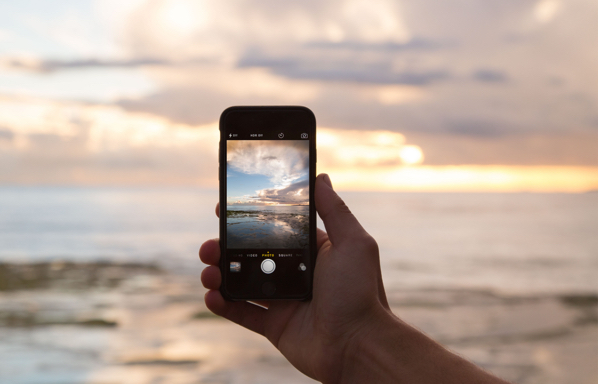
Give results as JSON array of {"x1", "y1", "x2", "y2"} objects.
[
  {"x1": 227, "y1": 205, "x2": 309, "y2": 248},
  {"x1": 0, "y1": 187, "x2": 596, "y2": 295}
]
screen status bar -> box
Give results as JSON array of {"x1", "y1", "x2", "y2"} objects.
[{"x1": 226, "y1": 131, "x2": 309, "y2": 140}]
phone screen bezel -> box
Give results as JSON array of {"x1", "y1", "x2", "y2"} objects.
[{"x1": 218, "y1": 106, "x2": 317, "y2": 300}]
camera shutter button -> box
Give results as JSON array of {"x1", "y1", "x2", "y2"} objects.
[{"x1": 261, "y1": 259, "x2": 276, "y2": 274}]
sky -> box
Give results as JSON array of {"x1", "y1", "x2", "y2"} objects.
[
  {"x1": 227, "y1": 140, "x2": 309, "y2": 206},
  {"x1": 0, "y1": 0, "x2": 597, "y2": 191}
]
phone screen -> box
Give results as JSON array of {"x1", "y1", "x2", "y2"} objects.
[{"x1": 219, "y1": 107, "x2": 316, "y2": 300}]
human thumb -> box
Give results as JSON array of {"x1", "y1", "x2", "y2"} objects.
[{"x1": 315, "y1": 174, "x2": 368, "y2": 246}]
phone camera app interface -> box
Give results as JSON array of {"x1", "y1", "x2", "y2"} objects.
[{"x1": 226, "y1": 137, "x2": 310, "y2": 290}]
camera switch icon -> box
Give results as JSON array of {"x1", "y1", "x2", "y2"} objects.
[
  {"x1": 278, "y1": 133, "x2": 284, "y2": 139},
  {"x1": 301, "y1": 133, "x2": 308, "y2": 139}
]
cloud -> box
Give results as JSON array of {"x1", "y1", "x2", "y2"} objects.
[
  {"x1": 227, "y1": 140, "x2": 308, "y2": 187},
  {"x1": 534, "y1": 0, "x2": 562, "y2": 23},
  {"x1": 303, "y1": 38, "x2": 445, "y2": 51},
  {"x1": 0, "y1": 96, "x2": 595, "y2": 192},
  {"x1": 405, "y1": 130, "x2": 598, "y2": 166},
  {"x1": 117, "y1": 84, "x2": 255, "y2": 126},
  {"x1": 235, "y1": 36, "x2": 451, "y2": 85},
  {"x1": 317, "y1": 128, "x2": 409, "y2": 167},
  {"x1": 254, "y1": 179, "x2": 309, "y2": 205},
  {"x1": 237, "y1": 50, "x2": 450, "y2": 85},
  {"x1": 0, "y1": 96, "x2": 219, "y2": 186},
  {"x1": 0, "y1": 128, "x2": 14, "y2": 141},
  {"x1": 110, "y1": 0, "x2": 597, "y2": 142},
  {"x1": 117, "y1": 0, "x2": 412, "y2": 61},
  {"x1": 0, "y1": 57, "x2": 177, "y2": 73},
  {"x1": 2, "y1": 0, "x2": 598, "y2": 170},
  {"x1": 472, "y1": 69, "x2": 509, "y2": 83},
  {"x1": 446, "y1": 119, "x2": 506, "y2": 137}
]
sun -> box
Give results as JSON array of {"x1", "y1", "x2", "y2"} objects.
[
  {"x1": 399, "y1": 145, "x2": 424, "y2": 165},
  {"x1": 159, "y1": 0, "x2": 208, "y2": 37}
]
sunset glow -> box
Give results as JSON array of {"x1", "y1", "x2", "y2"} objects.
[
  {"x1": 326, "y1": 165, "x2": 598, "y2": 193},
  {"x1": 399, "y1": 145, "x2": 424, "y2": 165},
  {"x1": 0, "y1": 0, "x2": 596, "y2": 192},
  {"x1": 1, "y1": 95, "x2": 595, "y2": 192}
]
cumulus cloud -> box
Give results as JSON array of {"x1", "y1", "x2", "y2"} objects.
[
  {"x1": 2, "y1": 0, "x2": 597, "y2": 169},
  {"x1": 227, "y1": 140, "x2": 308, "y2": 187},
  {"x1": 226, "y1": 140, "x2": 309, "y2": 205},
  {"x1": 117, "y1": 0, "x2": 411, "y2": 61},
  {"x1": 110, "y1": 0, "x2": 597, "y2": 139},
  {"x1": 0, "y1": 96, "x2": 219, "y2": 185},
  {"x1": 255, "y1": 179, "x2": 309, "y2": 205}
]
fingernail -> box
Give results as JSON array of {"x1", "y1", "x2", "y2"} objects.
[{"x1": 322, "y1": 174, "x2": 333, "y2": 189}]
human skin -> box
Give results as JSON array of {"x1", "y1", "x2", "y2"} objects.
[{"x1": 200, "y1": 173, "x2": 512, "y2": 384}]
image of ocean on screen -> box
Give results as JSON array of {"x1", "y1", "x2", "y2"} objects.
[{"x1": 226, "y1": 205, "x2": 309, "y2": 249}]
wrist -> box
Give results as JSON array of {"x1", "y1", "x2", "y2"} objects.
[
  {"x1": 337, "y1": 306, "x2": 510, "y2": 384},
  {"x1": 337, "y1": 307, "x2": 417, "y2": 384}
]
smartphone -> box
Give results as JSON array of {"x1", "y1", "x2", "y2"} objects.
[{"x1": 219, "y1": 106, "x2": 317, "y2": 300}]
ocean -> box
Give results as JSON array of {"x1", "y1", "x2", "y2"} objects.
[
  {"x1": 0, "y1": 187, "x2": 597, "y2": 384},
  {"x1": 1, "y1": 187, "x2": 596, "y2": 295}
]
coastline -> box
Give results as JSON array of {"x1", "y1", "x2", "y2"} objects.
[
  {"x1": 226, "y1": 208, "x2": 309, "y2": 248},
  {"x1": 0, "y1": 261, "x2": 596, "y2": 383}
]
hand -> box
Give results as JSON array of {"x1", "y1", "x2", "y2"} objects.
[
  {"x1": 200, "y1": 174, "x2": 389, "y2": 382},
  {"x1": 200, "y1": 174, "x2": 511, "y2": 384}
]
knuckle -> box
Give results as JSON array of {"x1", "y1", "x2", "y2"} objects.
[
  {"x1": 320, "y1": 197, "x2": 352, "y2": 222},
  {"x1": 336, "y1": 199, "x2": 353, "y2": 216},
  {"x1": 360, "y1": 234, "x2": 379, "y2": 254}
]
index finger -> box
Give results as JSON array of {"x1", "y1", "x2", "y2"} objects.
[{"x1": 199, "y1": 238, "x2": 220, "y2": 265}]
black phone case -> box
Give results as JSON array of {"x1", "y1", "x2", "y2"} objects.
[{"x1": 218, "y1": 106, "x2": 317, "y2": 300}]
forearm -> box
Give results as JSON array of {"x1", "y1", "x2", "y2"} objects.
[{"x1": 337, "y1": 309, "x2": 511, "y2": 384}]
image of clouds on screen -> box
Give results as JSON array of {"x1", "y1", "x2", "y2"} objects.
[{"x1": 227, "y1": 140, "x2": 309, "y2": 205}]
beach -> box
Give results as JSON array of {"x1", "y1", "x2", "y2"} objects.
[
  {"x1": 226, "y1": 206, "x2": 309, "y2": 249},
  {"x1": 0, "y1": 261, "x2": 596, "y2": 384},
  {"x1": 0, "y1": 187, "x2": 596, "y2": 383}
]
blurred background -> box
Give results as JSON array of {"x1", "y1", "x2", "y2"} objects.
[{"x1": 0, "y1": 1, "x2": 596, "y2": 383}]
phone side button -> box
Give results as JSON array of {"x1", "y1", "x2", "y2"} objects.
[{"x1": 261, "y1": 282, "x2": 276, "y2": 296}]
